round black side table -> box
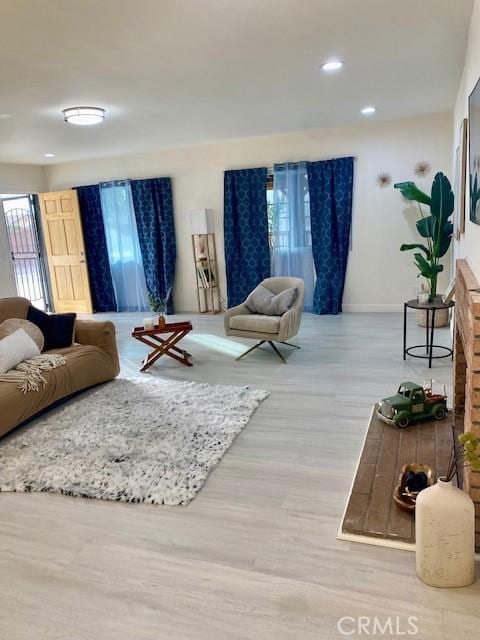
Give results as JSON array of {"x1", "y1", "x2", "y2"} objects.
[{"x1": 403, "y1": 298, "x2": 454, "y2": 368}]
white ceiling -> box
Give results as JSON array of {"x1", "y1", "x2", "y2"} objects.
[{"x1": 0, "y1": 0, "x2": 473, "y2": 165}]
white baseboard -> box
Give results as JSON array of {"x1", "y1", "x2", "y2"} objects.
[
  {"x1": 342, "y1": 304, "x2": 404, "y2": 312},
  {"x1": 176, "y1": 305, "x2": 411, "y2": 314}
]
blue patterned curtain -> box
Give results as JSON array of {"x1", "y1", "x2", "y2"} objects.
[
  {"x1": 306, "y1": 157, "x2": 354, "y2": 315},
  {"x1": 76, "y1": 185, "x2": 116, "y2": 312},
  {"x1": 224, "y1": 168, "x2": 270, "y2": 307},
  {"x1": 130, "y1": 177, "x2": 176, "y2": 313}
]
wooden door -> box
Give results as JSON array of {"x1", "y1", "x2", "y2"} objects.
[{"x1": 38, "y1": 190, "x2": 93, "y2": 313}]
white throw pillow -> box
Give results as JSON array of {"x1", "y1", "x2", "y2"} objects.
[
  {"x1": 0, "y1": 328, "x2": 40, "y2": 375},
  {"x1": 0, "y1": 318, "x2": 44, "y2": 351}
]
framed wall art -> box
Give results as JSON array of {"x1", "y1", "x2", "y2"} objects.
[
  {"x1": 468, "y1": 78, "x2": 480, "y2": 224},
  {"x1": 454, "y1": 118, "x2": 468, "y2": 237}
]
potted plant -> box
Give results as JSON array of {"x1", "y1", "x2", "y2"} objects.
[
  {"x1": 147, "y1": 292, "x2": 167, "y2": 328},
  {"x1": 459, "y1": 431, "x2": 480, "y2": 470},
  {"x1": 394, "y1": 172, "x2": 454, "y2": 327}
]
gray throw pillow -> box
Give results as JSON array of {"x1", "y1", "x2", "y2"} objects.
[{"x1": 245, "y1": 284, "x2": 297, "y2": 316}]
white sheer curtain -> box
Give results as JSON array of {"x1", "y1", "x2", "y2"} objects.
[
  {"x1": 270, "y1": 162, "x2": 315, "y2": 311},
  {"x1": 100, "y1": 180, "x2": 148, "y2": 312}
]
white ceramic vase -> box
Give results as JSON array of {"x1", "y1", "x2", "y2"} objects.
[{"x1": 415, "y1": 477, "x2": 475, "y2": 588}]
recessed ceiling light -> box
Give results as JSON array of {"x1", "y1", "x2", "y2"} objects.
[
  {"x1": 43, "y1": 153, "x2": 55, "y2": 158},
  {"x1": 63, "y1": 106, "x2": 105, "y2": 126},
  {"x1": 321, "y1": 60, "x2": 343, "y2": 73},
  {"x1": 361, "y1": 106, "x2": 376, "y2": 115}
]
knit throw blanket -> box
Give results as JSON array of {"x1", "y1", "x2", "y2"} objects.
[{"x1": 0, "y1": 354, "x2": 66, "y2": 393}]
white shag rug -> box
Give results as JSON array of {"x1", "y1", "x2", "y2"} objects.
[{"x1": 0, "y1": 378, "x2": 268, "y2": 505}]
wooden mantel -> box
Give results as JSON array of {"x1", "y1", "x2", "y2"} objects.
[{"x1": 454, "y1": 259, "x2": 480, "y2": 547}]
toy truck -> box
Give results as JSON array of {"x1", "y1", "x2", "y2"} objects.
[{"x1": 377, "y1": 381, "x2": 447, "y2": 428}]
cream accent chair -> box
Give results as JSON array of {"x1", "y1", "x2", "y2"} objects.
[{"x1": 224, "y1": 277, "x2": 304, "y2": 363}]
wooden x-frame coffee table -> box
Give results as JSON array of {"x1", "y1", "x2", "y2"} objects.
[{"x1": 131, "y1": 321, "x2": 193, "y2": 371}]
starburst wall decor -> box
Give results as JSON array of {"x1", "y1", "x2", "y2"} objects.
[
  {"x1": 376, "y1": 173, "x2": 392, "y2": 188},
  {"x1": 414, "y1": 161, "x2": 431, "y2": 178}
]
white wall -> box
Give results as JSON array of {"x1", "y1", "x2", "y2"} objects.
[
  {"x1": 454, "y1": 0, "x2": 480, "y2": 280},
  {"x1": 45, "y1": 113, "x2": 452, "y2": 312},
  {"x1": 0, "y1": 163, "x2": 46, "y2": 298}
]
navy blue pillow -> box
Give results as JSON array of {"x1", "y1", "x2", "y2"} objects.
[{"x1": 26, "y1": 306, "x2": 76, "y2": 352}]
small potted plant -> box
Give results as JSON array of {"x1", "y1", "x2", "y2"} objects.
[
  {"x1": 394, "y1": 172, "x2": 454, "y2": 327},
  {"x1": 459, "y1": 431, "x2": 480, "y2": 470},
  {"x1": 147, "y1": 292, "x2": 167, "y2": 328}
]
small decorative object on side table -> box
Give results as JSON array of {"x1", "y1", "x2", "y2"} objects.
[
  {"x1": 147, "y1": 292, "x2": 168, "y2": 329},
  {"x1": 132, "y1": 321, "x2": 193, "y2": 371},
  {"x1": 403, "y1": 298, "x2": 454, "y2": 368},
  {"x1": 143, "y1": 317, "x2": 155, "y2": 330}
]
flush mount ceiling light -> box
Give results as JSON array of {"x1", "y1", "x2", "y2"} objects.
[
  {"x1": 43, "y1": 153, "x2": 55, "y2": 158},
  {"x1": 361, "y1": 105, "x2": 376, "y2": 115},
  {"x1": 321, "y1": 60, "x2": 343, "y2": 73},
  {"x1": 62, "y1": 106, "x2": 105, "y2": 125}
]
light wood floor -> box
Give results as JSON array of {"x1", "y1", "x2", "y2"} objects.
[{"x1": 1, "y1": 312, "x2": 478, "y2": 640}]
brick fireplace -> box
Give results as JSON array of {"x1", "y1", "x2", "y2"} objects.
[{"x1": 453, "y1": 259, "x2": 480, "y2": 548}]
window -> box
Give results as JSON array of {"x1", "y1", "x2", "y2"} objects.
[
  {"x1": 267, "y1": 172, "x2": 311, "y2": 249},
  {"x1": 99, "y1": 180, "x2": 149, "y2": 312},
  {"x1": 267, "y1": 175, "x2": 274, "y2": 247},
  {"x1": 268, "y1": 163, "x2": 315, "y2": 311}
]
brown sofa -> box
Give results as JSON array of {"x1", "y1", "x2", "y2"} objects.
[{"x1": 0, "y1": 297, "x2": 120, "y2": 437}]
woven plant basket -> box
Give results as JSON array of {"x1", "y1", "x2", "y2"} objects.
[{"x1": 416, "y1": 296, "x2": 449, "y2": 328}]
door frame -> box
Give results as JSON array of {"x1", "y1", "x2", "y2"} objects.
[
  {"x1": 31, "y1": 194, "x2": 53, "y2": 310},
  {"x1": 0, "y1": 193, "x2": 52, "y2": 310}
]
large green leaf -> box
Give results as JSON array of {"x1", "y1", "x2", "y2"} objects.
[
  {"x1": 437, "y1": 222, "x2": 453, "y2": 257},
  {"x1": 412, "y1": 174, "x2": 453, "y2": 260},
  {"x1": 427, "y1": 174, "x2": 454, "y2": 260},
  {"x1": 400, "y1": 243, "x2": 431, "y2": 259},
  {"x1": 430, "y1": 172, "x2": 454, "y2": 224},
  {"x1": 394, "y1": 181, "x2": 431, "y2": 205},
  {"x1": 414, "y1": 253, "x2": 443, "y2": 279},
  {"x1": 416, "y1": 216, "x2": 436, "y2": 238}
]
